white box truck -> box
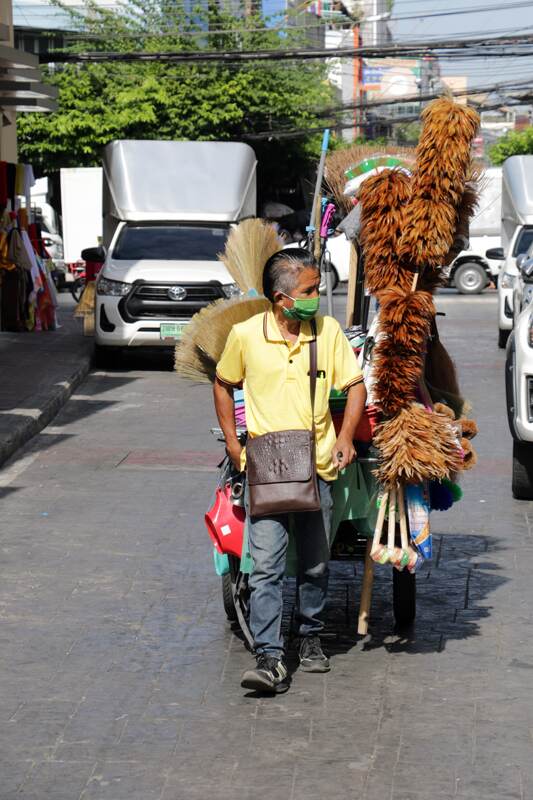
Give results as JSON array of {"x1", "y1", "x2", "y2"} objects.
[
  {"x1": 60, "y1": 166, "x2": 103, "y2": 266},
  {"x1": 91, "y1": 140, "x2": 256, "y2": 362}
]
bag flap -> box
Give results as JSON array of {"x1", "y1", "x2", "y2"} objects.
[{"x1": 246, "y1": 430, "x2": 314, "y2": 485}]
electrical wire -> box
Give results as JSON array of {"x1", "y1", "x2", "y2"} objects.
[{"x1": 38, "y1": 30, "x2": 533, "y2": 64}]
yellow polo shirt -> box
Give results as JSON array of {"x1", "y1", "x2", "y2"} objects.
[{"x1": 216, "y1": 309, "x2": 363, "y2": 481}]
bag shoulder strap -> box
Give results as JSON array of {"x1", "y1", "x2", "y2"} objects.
[{"x1": 309, "y1": 318, "x2": 317, "y2": 435}]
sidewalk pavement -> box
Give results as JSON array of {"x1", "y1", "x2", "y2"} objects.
[{"x1": 0, "y1": 295, "x2": 93, "y2": 467}]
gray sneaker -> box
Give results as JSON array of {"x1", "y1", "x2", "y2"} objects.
[
  {"x1": 241, "y1": 654, "x2": 290, "y2": 693},
  {"x1": 299, "y1": 636, "x2": 330, "y2": 672}
]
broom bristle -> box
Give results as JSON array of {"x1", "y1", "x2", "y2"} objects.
[
  {"x1": 73, "y1": 281, "x2": 96, "y2": 318},
  {"x1": 220, "y1": 219, "x2": 283, "y2": 294},
  {"x1": 174, "y1": 296, "x2": 270, "y2": 382},
  {"x1": 326, "y1": 144, "x2": 416, "y2": 213}
]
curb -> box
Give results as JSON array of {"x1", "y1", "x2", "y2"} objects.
[{"x1": 0, "y1": 352, "x2": 93, "y2": 469}]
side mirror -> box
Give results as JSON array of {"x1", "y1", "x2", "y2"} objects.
[
  {"x1": 81, "y1": 245, "x2": 106, "y2": 263},
  {"x1": 516, "y1": 253, "x2": 529, "y2": 270},
  {"x1": 486, "y1": 247, "x2": 505, "y2": 260}
]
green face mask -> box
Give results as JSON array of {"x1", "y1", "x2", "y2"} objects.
[{"x1": 281, "y1": 293, "x2": 320, "y2": 321}]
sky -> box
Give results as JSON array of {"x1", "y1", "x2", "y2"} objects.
[{"x1": 390, "y1": 0, "x2": 533, "y2": 90}]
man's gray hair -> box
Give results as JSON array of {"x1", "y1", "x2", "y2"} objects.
[{"x1": 262, "y1": 248, "x2": 318, "y2": 301}]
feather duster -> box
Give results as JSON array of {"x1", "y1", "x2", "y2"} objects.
[
  {"x1": 175, "y1": 296, "x2": 270, "y2": 382},
  {"x1": 372, "y1": 289, "x2": 434, "y2": 415},
  {"x1": 358, "y1": 169, "x2": 411, "y2": 293},
  {"x1": 219, "y1": 219, "x2": 283, "y2": 295},
  {"x1": 398, "y1": 98, "x2": 480, "y2": 271},
  {"x1": 373, "y1": 403, "x2": 464, "y2": 486},
  {"x1": 460, "y1": 437, "x2": 478, "y2": 470}
]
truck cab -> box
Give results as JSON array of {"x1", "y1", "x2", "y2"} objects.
[{"x1": 94, "y1": 140, "x2": 256, "y2": 357}]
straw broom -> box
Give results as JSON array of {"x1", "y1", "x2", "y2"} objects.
[
  {"x1": 219, "y1": 219, "x2": 283, "y2": 294},
  {"x1": 175, "y1": 296, "x2": 270, "y2": 383},
  {"x1": 326, "y1": 144, "x2": 416, "y2": 213}
]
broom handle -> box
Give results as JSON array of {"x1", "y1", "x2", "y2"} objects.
[
  {"x1": 387, "y1": 485, "x2": 397, "y2": 552},
  {"x1": 358, "y1": 539, "x2": 374, "y2": 635},
  {"x1": 398, "y1": 484, "x2": 409, "y2": 550},
  {"x1": 411, "y1": 271, "x2": 419, "y2": 292},
  {"x1": 307, "y1": 128, "x2": 330, "y2": 250},
  {"x1": 371, "y1": 490, "x2": 388, "y2": 552}
]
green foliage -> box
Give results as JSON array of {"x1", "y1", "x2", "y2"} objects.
[
  {"x1": 489, "y1": 127, "x2": 533, "y2": 165},
  {"x1": 18, "y1": 0, "x2": 334, "y2": 201}
]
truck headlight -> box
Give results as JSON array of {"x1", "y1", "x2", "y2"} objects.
[
  {"x1": 500, "y1": 272, "x2": 516, "y2": 289},
  {"x1": 97, "y1": 277, "x2": 132, "y2": 296},
  {"x1": 221, "y1": 283, "x2": 242, "y2": 298}
]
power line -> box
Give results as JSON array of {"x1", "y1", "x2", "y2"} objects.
[{"x1": 38, "y1": 30, "x2": 533, "y2": 65}]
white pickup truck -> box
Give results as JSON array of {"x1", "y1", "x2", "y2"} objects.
[{"x1": 89, "y1": 140, "x2": 256, "y2": 363}]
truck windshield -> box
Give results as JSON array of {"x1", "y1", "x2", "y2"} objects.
[
  {"x1": 513, "y1": 227, "x2": 533, "y2": 257},
  {"x1": 112, "y1": 225, "x2": 229, "y2": 261}
]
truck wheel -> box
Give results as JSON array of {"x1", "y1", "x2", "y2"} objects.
[
  {"x1": 512, "y1": 441, "x2": 533, "y2": 499},
  {"x1": 454, "y1": 262, "x2": 488, "y2": 294},
  {"x1": 319, "y1": 266, "x2": 339, "y2": 295},
  {"x1": 392, "y1": 568, "x2": 416, "y2": 628},
  {"x1": 498, "y1": 328, "x2": 510, "y2": 349},
  {"x1": 221, "y1": 573, "x2": 238, "y2": 622}
]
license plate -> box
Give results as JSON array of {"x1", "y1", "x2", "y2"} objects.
[{"x1": 160, "y1": 322, "x2": 187, "y2": 340}]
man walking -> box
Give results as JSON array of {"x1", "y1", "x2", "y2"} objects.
[{"x1": 213, "y1": 249, "x2": 366, "y2": 692}]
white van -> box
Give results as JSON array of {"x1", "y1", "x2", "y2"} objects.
[{"x1": 92, "y1": 140, "x2": 256, "y2": 361}]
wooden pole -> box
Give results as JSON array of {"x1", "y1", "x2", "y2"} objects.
[
  {"x1": 387, "y1": 485, "x2": 397, "y2": 557},
  {"x1": 398, "y1": 484, "x2": 409, "y2": 551},
  {"x1": 371, "y1": 489, "x2": 388, "y2": 555},
  {"x1": 345, "y1": 243, "x2": 358, "y2": 328},
  {"x1": 358, "y1": 538, "x2": 374, "y2": 635}
]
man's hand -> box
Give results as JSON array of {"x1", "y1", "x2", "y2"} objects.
[
  {"x1": 332, "y1": 435, "x2": 356, "y2": 469},
  {"x1": 226, "y1": 439, "x2": 243, "y2": 472}
]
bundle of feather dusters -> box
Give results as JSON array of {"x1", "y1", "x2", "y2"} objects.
[
  {"x1": 357, "y1": 96, "x2": 480, "y2": 487},
  {"x1": 174, "y1": 218, "x2": 282, "y2": 382}
]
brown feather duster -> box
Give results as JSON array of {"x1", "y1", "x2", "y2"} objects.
[
  {"x1": 398, "y1": 98, "x2": 480, "y2": 271},
  {"x1": 373, "y1": 403, "x2": 464, "y2": 486},
  {"x1": 372, "y1": 289, "x2": 434, "y2": 415},
  {"x1": 359, "y1": 169, "x2": 411, "y2": 293},
  {"x1": 460, "y1": 438, "x2": 478, "y2": 470}
]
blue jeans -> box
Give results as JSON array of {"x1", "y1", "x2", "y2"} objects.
[{"x1": 246, "y1": 478, "x2": 333, "y2": 659}]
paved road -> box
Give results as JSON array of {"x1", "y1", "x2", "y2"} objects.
[{"x1": 1, "y1": 288, "x2": 531, "y2": 800}]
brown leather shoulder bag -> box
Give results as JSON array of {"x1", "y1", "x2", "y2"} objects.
[{"x1": 245, "y1": 314, "x2": 321, "y2": 517}]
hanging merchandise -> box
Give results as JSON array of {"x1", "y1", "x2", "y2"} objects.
[{"x1": 0, "y1": 162, "x2": 57, "y2": 334}]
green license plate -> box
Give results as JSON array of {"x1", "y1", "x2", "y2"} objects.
[{"x1": 160, "y1": 322, "x2": 187, "y2": 340}]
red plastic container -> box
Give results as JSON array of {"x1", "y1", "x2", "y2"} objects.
[
  {"x1": 332, "y1": 403, "x2": 380, "y2": 442},
  {"x1": 205, "y1": 484, "x2": 245, "y2": 558}
]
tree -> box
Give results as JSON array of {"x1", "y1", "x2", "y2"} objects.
[
  {"x1": 18, "y1": 0, "x2": 335, "y2": 204},
  {"x1": 489, "y1": 126, "x2": 533, "y2": 165}
]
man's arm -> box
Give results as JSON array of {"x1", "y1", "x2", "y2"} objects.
[
  {"x1": 213, "y1": 377, "x2": 243, "y2": 471},
  {"x1": 332, "y1": 381, "x2": 367, "y2": 469}
]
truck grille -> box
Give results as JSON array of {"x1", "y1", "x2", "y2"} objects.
[{"x1": 120, "y1": 281, "x2": 225, "y2": 321}]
